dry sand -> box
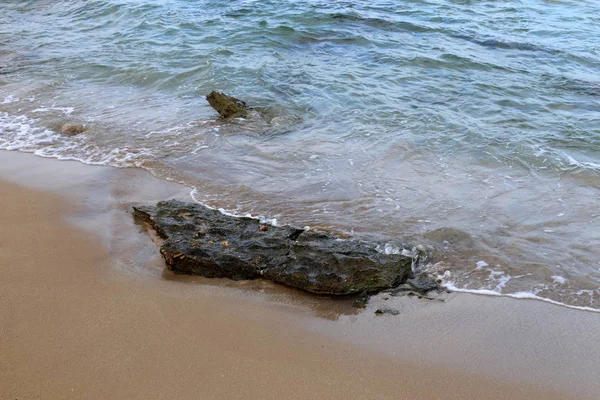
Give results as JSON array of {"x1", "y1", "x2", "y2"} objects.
[{"x1": 1, "y1": 150, "x2": 599, "y2": 399}]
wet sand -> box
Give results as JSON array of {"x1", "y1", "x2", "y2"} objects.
[{"x1": 1, "y1": 150, "x2": 599, "y2": 400}]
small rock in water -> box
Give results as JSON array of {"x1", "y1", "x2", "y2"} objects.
[
  {"x1": 374, "y1": 308, "x2": 400, "y2": 316},
  {"x1": 206, "y1": 91, "x2": 250, "y2": 119},
  {"x1": 60, "y1": 123, "x2": 86, "y2": 136}
]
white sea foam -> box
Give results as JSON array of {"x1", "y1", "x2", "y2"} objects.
[
  {"x1": 0, "y1": 111, "x2": 153, "y2": 168},
  {"x1": 0, "y1": 112, "x2": 61, "y2": 152},
  {"x1": 441, "y1": 272, "x2": 600, "y2": 313},
  {"x1": 380, "y1": 243, "x2": 401, "y2": 255},
  {"x1": 187, "y1": 192, "x2": 284, "y2": 228},
  {"x1": 561, "y1": 151, "x2": 600, "y2": 171},
  {"x1": 493, "y1": 274, "x2": 512, "y2": 292},
  {"x1": 2, "y1": 95, "x2": 19, "y2": 104},
  {"x1": 32, "y1": 106, "x2": 75, "y2": 115},
  {"x1": 259, "y1": 216, "x2": 278, "y2": 226}
]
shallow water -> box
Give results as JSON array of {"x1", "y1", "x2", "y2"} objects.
[{"x1": 1, "y1": 0, "x2": 599, "y2": 309}]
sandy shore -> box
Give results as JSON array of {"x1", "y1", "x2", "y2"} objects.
[{"x1": 1, "y1": 150, "x2": 599, "y2": 399}]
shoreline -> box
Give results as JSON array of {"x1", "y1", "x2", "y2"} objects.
[
  {"x1": 4, "y1": 148, "x2": 599, "y2": 315},
  {"x1": 442, "y1": 283, "x2": 600, "y2": 314},
  {"x1": 1, "y1": 149, "x2": 599, "y2": 399}
]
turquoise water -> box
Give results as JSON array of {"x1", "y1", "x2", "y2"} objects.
[{"x1": 1, "y1": 0, "x2": 599, "y2": 309}]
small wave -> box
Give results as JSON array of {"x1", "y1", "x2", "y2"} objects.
[
  {"x1": 0, "y1": 112, "x2": 60, "y2": 152},
  {"x1": 32, "y1": 106, "x2": 74, "y2": 116},
  {"x1": 542, "y1": 74, "x2": 600, "y2": 97},
  {"x1": 561, "y1": 151, "x2": 600, "y2": 171},
  {"x1": 2, "y1": 95, "x2": 19, "y2": 104},
  {"x1": 329, "y1": 12, "x2": 434, "y2": 34},
  {"x1": 450, "y1": 32, "x2": 561, "y2": 55},
  {"x1": 441, "y1": 273, "x2": 600, "y2": 313},
  {"x1": 190, "y1": 188, "x2": 281, "y2": 227},
  {"x1": 0, "y1": 111, "x2": 153, "y2": 168}
]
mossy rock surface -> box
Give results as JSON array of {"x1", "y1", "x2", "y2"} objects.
[{"x1": 206, "y1": 91, "x2": 250, "y2": 119}]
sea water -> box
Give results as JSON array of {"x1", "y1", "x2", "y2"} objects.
[{"x1": 1, "y1": 0, "x2": 599, "y2": 309}]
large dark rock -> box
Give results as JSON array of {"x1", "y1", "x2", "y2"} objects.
[
  {"x1": 133, "y1": 200, "x2": 414, "y2": 295},
  {"x1": 206, "y1": 91, "x2": 250, "y2": 119}
]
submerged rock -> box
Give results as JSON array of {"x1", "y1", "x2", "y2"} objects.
[
  {"x1": 133, "y1": 200, "x2": 414, "y2": 296},
  {"x1": 424, "y1": 227, "x2": 473, "y2": 248},
  {"x1": 206, "y1": 91, "x2": 250, "y2": 119},
  {"x1": 60, "y1": 123, "x2": 86, "y2": 136}
]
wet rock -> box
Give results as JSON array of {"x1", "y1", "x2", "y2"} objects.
[
  {"x1": 374, "y1": 308, "x2": 400, "y2": 316},
  {"x1": 407, "y1": 272, "x2": 439, "y2": 292},
  {"x1": 133, "y1": 200, "x2": 414, "y2": 296},
  {"x1": 385, "y1": 272, "x2": 440, "y2": 299},
  {"x1": 352, "y1": 291, "x2": 370, "y2": 308},
  {"x1": 60, "y1": 123, "x2": 86, "y2": 136},
  {"x1": 206, "y1": 91, "x2": 250, "y2": 119}
]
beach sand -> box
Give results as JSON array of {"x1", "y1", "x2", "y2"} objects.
[{"x1": 1, "y1": 150, "x2": 598, "y2": 400}]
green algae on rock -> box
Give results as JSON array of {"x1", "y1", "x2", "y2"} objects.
[
  {"x1": 206, "y1": 91, "x2": 250, "y2": 119},
  {"x1": 133, "y1": 200, "x2": 414, "y2": 296}
]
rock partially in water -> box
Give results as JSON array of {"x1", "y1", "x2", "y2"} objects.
[
  {"x1": 133, "y1": 200, "x2": 414, "y2": 296},
  {"x1": 384, "y1": 272, "x2": 442, "y2": 299},
  {"x1": 60, "y1": 123, "x2": 86, "y2": 136},
  {"x1": 206, "y1": 91, "x2": 250, "y2": 119},
  {"x1": 407, "y1": 272, "x2": 440, "y2": 292}
]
